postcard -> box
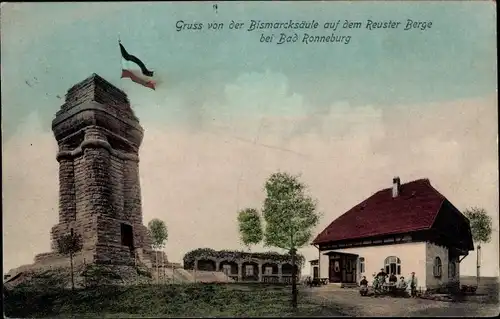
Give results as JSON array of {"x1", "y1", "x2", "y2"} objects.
[{"x1": 2, "y1": 1, "x2": 498, "y2": 317}]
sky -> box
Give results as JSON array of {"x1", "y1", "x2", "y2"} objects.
[{"x1": 2, "y1": 2, "x2": 498, "y2": 277}]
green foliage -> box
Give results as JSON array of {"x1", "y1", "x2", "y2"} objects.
[
  {"x1": 12, "y1": 269, "x2": 71, "y2": 291},
  {"x1": 262, "y1": 172, "x2": 320, "y2": 251},
  {"x1": 237, "y1": 208, "x2": 263, "y2": 250},
  {"x1": 182, "y1": 248, "x2": 305, "y2": 270},
  {"x1": 135, "y1": 265, "x2": 153, "y2": 278},
  {"x1": 81, "y1": 265, "x2": 123, "y2": 288},
  {"x1": 464, "y1": 207, "x2": 493, "y2": 244},
  {"x1": 148, "y1": 218, "x2": 168, "y2": 250},
  {"x1": 55, "y1": 232, "x2": 83, "y2": 256}
]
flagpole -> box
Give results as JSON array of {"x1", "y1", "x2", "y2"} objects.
[{"x1": 118, "y1": 34, "x2": 124, "y2": 92}]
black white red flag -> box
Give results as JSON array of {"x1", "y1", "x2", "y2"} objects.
[{"x1": 119, "y1": 41, "x2": 156, "y2": 90}]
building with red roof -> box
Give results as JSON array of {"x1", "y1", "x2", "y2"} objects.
[{"x1": 310, "y1": 177, "x2": 474, "y2": 291}]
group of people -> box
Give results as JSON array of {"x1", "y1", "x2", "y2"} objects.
[{"x1": 359, "y1": 268, "x2": 418, "y2": 297}]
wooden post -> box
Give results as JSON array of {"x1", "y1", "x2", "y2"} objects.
[
  {"x1": 161, "y1": 249, "x2": 165, "y2": 284},
  {"x1": 258, "y1": 263, "x2": 263, "y2": 282},
  {"x1": 70, "y1": 251, "x2": 74, "y2": 292},
  {"x1": 194, "y1": 259, "x2": 198, "y2": 283},
  {"x1": 172, "y1": 264, "x2": 175, "y2": 284},
  {"x1": 317, "y1": 246, "x2": 321, "y2": 280},
  {"x1": 237, "y1": 262, "x2": 243, "y2": 282},
  {"x1": 83, "y1": 258, "x2": 87, "y2": 288},
  {"x1": 278, "y1": 263, "x2": 283, "y2": 283},
  {"x1": 476, "y1": 244, "x2": 481, "y2": 287},
  {"x1": 291, "y1": 248, "x2": 298, "y2": 309}
]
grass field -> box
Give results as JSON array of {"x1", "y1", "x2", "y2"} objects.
[
  {"x1": 3, "y1": 283, "x2": 346, "y2": 318},
  {"x1": 4, "y1": 276, "x2": 498, "y2": 317}
]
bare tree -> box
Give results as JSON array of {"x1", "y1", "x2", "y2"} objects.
[
  {"x1": 148, "y1": 219, "x2": 168, "y2": 283},
  {"x1": 55, "y1": 229, "x2": 83, "y2": 291},
  {"x1": 464, "y1": 207, "x2": 493, "y2": 286}
]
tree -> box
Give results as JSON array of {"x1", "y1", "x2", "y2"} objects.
[
  {"x1": 55, "y1": 229, "x2": 83, "y2": 292},
  {"x1": 463, "y1": 207, "x2": 493, "y2": 286},
  {"x1": 262, "y1": 172, "x2": 320, "y2": 309},
  {"x1": 237, "y1": 208, "x2": 263, "y2": 252},
  {"x1": 148, "y1": 219, "x2": 168, "y2": 283},
  {"x1": 237, "y1": 172, "x2": 320, "y2": 309}
]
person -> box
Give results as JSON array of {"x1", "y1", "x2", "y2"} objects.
[
  {"x1": 360, "y1": 276, "x2": 369, "y2": 286},
  {"x1": 305, "y1": 276, "x2": 313, "y2": 287},
  {"x1": 376, "y1": 268, "x2": 387, "y2": 290},
  {"x1": 389, "y1": 272, "x2": 397, "y2": 284},
  {"x1": 359, "y1": 276, "x2": 369, "y2": 296},
  {"x1": 371, "y1": 273, "x2": 377, "y2": 286},
  {"x1": 372, "y1": 273, "x2": 380, "y2": 294},
  {"x1": 395, "y1": 276, "x2": 408, "y2": 297},
  {"x1": 376, "y1": 268, "x2": 387, "y2": 277},
  {"x1": 407, "y1": 272, "x2": 418, "y2": 297},
  {"x1": 396, "y1": 276, "x2": 407, "y2": 289}
]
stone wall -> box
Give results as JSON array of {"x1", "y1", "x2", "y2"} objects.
[
  {"x1": 59, "y1": 73, "x2": 135, "y2": 122},
  {"x1": 74, "y1": 155, "x2": 88, "y2": 220},
  {"x1": 47, "y1": 74, "x2": 153, "y2": 268},
  {"x1": 3, "y1": 74, "x2": 162, "y2": 285},
  {"x1": 49, "y1": 214, "x2": 98, "y2": 253},
  {"x1": 110, "y1": 155, "x2": 125, "y2": 219},
  {"x1": 58, "y1": 159, "x2": 76, "y2": 223}
]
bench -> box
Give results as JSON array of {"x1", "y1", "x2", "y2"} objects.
[
  {"x1": 392, "y1": 287, "x2": 408, "y2": 297},
  {"x1": 375, "y1": 283, "x2": 408, "y2": 297},
  {"x1": 306, "y1": 278, "x2": 328, "y2": 287},
  {"x1": 461, "y1": 285, "x2": 477, "y2": 294}
]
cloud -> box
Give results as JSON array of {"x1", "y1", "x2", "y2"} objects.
[
  {"x1": 200, "y1": 70, "x2": 307, "y2": 139},
  {"x1": 2, "y1": 112, "x2": 59, "y2": 270},
  {"x1": 2, "y1": 72, "x2": 498, "y2": 277}
]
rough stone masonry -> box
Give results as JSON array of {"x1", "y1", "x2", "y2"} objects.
[{"x1": 32, "y1": 73, "x2": 155, "y2": 269}]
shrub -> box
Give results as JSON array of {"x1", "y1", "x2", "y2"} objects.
[{"x1": 81, "y1": 265, "x2": 123, "y2": 288}]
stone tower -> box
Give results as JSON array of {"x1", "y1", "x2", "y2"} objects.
[{"x1": 48, "y1": 73, "x2": 153, "y2": 267}]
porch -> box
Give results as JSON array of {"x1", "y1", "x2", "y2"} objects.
[
  {"x1": 193, "y1": 258, "x2": 299, "y2": 283},
  {"x1": 323, "y1": 251, "x2": 359, "y2": 287}
]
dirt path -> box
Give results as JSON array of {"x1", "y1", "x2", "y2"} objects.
[{"x1": 303, "y1": 287, "x2": 499, "y2": 317}]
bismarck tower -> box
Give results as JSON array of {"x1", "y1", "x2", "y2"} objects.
[{"x1": 42, "y1": 73, "x2": 153, "y2": 268}]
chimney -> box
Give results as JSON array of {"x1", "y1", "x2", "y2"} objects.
[{"x1": 392, "y1": 177, "x2": 401, "y2": 198}]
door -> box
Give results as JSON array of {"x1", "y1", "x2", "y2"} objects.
[
  {"x1": 313, "y1": 266, "x2": 319, "y2": 279},
  {"x1": 342, "y1": 256, "x2": 357, "y2": 283},
  {"x1": 329, "y1": 256, "x2": 342, "y2": 283}
]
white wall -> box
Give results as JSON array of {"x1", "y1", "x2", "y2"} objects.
[
  {"x1": 309, "y1": 265, "x2": 319, "y2": 278},
  {"x1": 425, "y1": 242, "x2": 460, "y2": 289},
  {"x1": 319, "y1": 242, "x2": 427, "y2": 290}
]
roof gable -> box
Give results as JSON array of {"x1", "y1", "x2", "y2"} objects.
[
  {"x1": 430, "y1": 200, "x2": 475, "y2": 250},
  {"x1": 313, "y1": 178, "x2": 449, "y2": 244}
]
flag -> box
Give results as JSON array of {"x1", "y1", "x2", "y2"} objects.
[{"x1": 119, "y1": 41, "x2": 156, "y2": 90}]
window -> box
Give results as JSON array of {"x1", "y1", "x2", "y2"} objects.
[
  {"x1": 245, "y1": 265, "x2": 254, "y2": 276},
  {"x1": 334, "y1": 260, "x2": 340, "y2": 272},
  {"x1": 449, "y1": 261, "x2": 456, "y2": 278},
  {"x1": 433, "y1": 257, "x2": 442, "y2": 278},
  {"x1": 359, "y1": 257, "x2": 365, "y2": 273},
  {"x1": 384, "y1": 256, "x2": 401, "y2": 275},
  {"x1": 264, "y1": 266, "x2": 273, "y2": 275},
  {"x1": 222, "y1": 264, "x2": 232, "y2": 275}
]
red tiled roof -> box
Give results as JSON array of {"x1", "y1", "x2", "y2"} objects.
[{"x1": 312, "y1": 178, "x2": 450, "y2": 245}]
